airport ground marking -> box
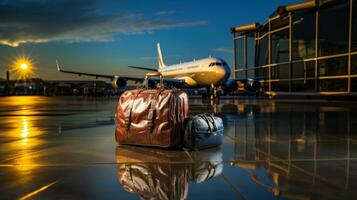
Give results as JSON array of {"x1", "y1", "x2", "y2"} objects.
[{"x1": 18, "y1": 180, "x2": 57, "y2": 200}]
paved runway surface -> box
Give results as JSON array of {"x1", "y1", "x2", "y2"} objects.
[{"x1": 0, "y1": 96, "x2": 357, "y2": 199}]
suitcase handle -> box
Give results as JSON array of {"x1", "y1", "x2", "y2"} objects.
[
  {"x1": 200, "y1": 113, "x2": 218, "y2": 134},
  {"x1": 144, "y1": 72, "x2": 164, "y2": 88}
]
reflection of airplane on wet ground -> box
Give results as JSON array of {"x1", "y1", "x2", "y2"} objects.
[{"x1": 56, "y1": 43, "x2": 260, "y2": 97}]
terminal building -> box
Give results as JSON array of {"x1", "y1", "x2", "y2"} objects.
[{"x1": 231, "y1": 0, "x2": 356, "y2": 96}]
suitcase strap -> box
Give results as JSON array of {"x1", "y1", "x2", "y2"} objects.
[
  {"x1": 125, "y1": 89, "x2": 144, "y2": 131},
  {"x1": 147, "y1": 88, "x2": 165, "y2": 133},
  {"x1": 199, "y1": 113, "x2": 218, "y2": 135}
]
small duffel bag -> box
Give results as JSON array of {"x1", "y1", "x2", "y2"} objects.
[{"x1": 184, "y1": 113, "x2": 223, "y2": 150}]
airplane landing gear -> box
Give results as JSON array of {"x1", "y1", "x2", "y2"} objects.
[
  {"x1": 199, "y1": 85, "x2": 219, "y2": 114},
  {"x1": 210, "y1": 84, "x2": 218, "y2": 100},
  {"x1": 210, "y1": 84, "x2": 219, "y2": 107},
  {"x1": 202, "y1": 85, "x2": 219, "y2": 102}
]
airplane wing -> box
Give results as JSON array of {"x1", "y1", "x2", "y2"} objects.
[
  {"x1": 128, "y1": 66, "x2": 157, "y2": 71},
  {"x1": 55, "y1": 60, "x2": 185, "y2": 87},
  {"x1": 56, "y1": 60, "x2": 143, "y2": 81}
]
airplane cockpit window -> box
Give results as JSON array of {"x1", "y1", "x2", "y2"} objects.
[{"x1": 209, "y1": 62, "x2": 224, "y2": 67}]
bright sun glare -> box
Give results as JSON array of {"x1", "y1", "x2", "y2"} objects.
[
  {"x1": 21, "y1": 63, "x2": 28, "y2": 70},
  {"x1": 11, "y1": 55, "x2": 35, "y2": 79}
]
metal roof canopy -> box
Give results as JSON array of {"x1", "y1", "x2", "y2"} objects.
[{"x1": 231, "y1": 0, "x2": 316, "y2": 33}]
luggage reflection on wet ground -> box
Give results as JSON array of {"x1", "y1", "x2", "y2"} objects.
[{"x1": 0, "y1": 96, "x2": 357, "y2": 199}]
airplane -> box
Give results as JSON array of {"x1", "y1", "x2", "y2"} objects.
[{"x1": 56, "y1": 43, "x2": 260, "y2": 97}]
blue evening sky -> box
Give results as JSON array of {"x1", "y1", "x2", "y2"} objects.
[{"x1": 0, "y1": 0, "x2": 301, "y2": 80}]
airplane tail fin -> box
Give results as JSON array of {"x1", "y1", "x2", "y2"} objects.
[{"x1": 157, "y1": 43, "x2": 165, "y2": 69}]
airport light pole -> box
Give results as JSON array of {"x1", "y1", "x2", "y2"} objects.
[
  {"x1": 4, "y1": 65, "x2": 11, "y2": 95},
  {"x1": 6, "y1": 69, "x2": 10, "y2": 82}
]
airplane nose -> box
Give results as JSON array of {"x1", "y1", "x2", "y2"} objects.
[
  {"x1": 211, "y1": 64, "x2": 231, "y2": 84},
  {"x1": 221, "y1": 64, "x2": 231, "y2": 82}
]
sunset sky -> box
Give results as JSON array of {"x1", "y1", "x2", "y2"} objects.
[{"x1": 0, "y1": 0, "x2": 300, "y2": 80}]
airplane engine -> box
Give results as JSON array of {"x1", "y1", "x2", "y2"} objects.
[
  {"x1": 244, "y1": 79, "x2": 261, "y2": 93},
  {"x1": 223, "y1": 80, "x2": 238, "y2": 95},
  {"x1": 113, "y1": 77, "x2": 127, "y2": 88}
]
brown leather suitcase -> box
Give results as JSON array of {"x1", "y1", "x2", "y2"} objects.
[{"x1": 115, "y1": 72, "x2": 188, "y2": 148}]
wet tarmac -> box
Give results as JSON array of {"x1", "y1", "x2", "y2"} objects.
[{"x1": 0, "y1": 96, "x2": 357, "y2": 199}]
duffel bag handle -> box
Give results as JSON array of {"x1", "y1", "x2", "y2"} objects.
[
  {"x1": 201, "y1": 113, "x2": 218, "y2": 134},
  {"x1": 144, "y1": 72, "x2": 164, "y2": 89}
]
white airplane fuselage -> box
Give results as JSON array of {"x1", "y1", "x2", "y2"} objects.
[
  {"x1": 158, "y1": 57, "x2": 231, "y2": 87},
  {"x1": 56, "y1": 43, "x2": 232, "y2": 90}
]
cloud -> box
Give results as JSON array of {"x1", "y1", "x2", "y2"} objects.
[
  {"x1": 0, "y1": 0, "x2": 207, "y2": 47},
  {"x1": 213, "y1": 47, "x2": 232, "y2": 53}
]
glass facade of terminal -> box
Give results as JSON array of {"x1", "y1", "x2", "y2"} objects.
[{"x1": 233, "y1": 0, "x2": 357, "y2": 94}]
